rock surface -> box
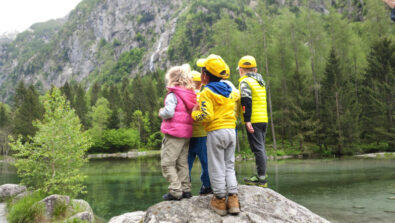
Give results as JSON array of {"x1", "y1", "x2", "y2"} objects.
[
  {"x1": 68, "y1": 211, "x2": 94, "y2": 222},
  {"x1": 0, "y1": 184, "x2": 26, "y2": 201},
  {"x1": 109, "y1": 211, "x2": 146, "y2": 223},
  {"x1": 39, "y1": 194, "x2": 71, "y2": 218},
  {"x1": 111, "y1": 185, "x2": 329, "y2": 223},
  {"x1": 0, "y1": 203, "x2": 7, "y2": 223}
]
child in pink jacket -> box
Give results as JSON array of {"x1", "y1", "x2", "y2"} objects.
[{"x1": 159, "y1": 64, "x2": 197, "y2": 200}]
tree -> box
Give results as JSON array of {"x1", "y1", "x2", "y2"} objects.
[
  {"x1": 320, "y1": 48, "x2": 359, "y2": 155},
  {"x1": 74, "y1": 84, "x2": 89, "y2": 128},
  {"x1": 130, "y1": 76, "x2": 148, "y2": 112},
  {"x1": 90, "y1": 81, "x2": 101, "y2": 107},
  {"x1": 360, "y1": 38, "x2": 395, "y2": 149},
  {"x1": 60, "y1": 82, "x2": 74, "y2": 108},
  {"x1": 90, "y1": 97, "x2": 111, "y2": 130},
  {"x1": 10, "y1": 87, "x2": 92, "y2": 197},
  {"x1": 12, "y1": 85, "x2": 44, "y2": 141}
]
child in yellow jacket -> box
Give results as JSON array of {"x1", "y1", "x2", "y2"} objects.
[{"x1": 192, "y1": 54, "x2": 240, "y2": 216}]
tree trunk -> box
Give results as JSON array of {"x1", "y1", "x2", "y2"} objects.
[
  {"x1": 335, "y1": 91, "x2": 343, "y2": 154},
  {"x1": 263, "y1": 24, "x2": 278, "y2": 159}
]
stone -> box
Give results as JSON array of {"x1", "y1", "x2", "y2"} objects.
[
  {"x1": 68, "y1": 211, "x2": 94, "y2": 222},
  {"x1": 0, "y1": 184, "x2": 26, "y2": 201},
  {"x1": 0, "y1": 203, "x2": 7, "y2": 223},
  {"x1": 108, "y1": 211, "x2": 146, "y2": 223},
  {"x1": 110, "y1": 185, "x2": 329, "y2": 223},
  {"x1": 12, "y1": 191, "x2": 32, "y2": 203},
  {"x1": 72, "y1": 199, "x2": 93, "y2": 214},
  {"x1": 39, "y1": 194, "x2": 70, "y2": 218}
]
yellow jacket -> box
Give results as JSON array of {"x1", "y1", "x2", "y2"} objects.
[
  {"x1": 192, "y1": 92, "x2": 207, "y2": 137},
  {"x1": 238, "y1": 74, "x2": 268, "y2": 123},
  {"x1": 192, "y1": 82, "x2": 240, "y2": 132}
]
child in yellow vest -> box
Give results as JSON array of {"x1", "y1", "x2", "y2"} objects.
[
  {"x1": 188, "y1": 70, "x2": 213, "y2": 195},
  {"x1": 192, "y1": 54, "x2": 240, "y2": 216},
  {"x1": 238, "y1": 55, "x2": 269, "y2": 187}
]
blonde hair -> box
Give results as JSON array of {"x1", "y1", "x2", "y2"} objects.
[{"x1": 165, "y1": 64, "x2": 193, "y2": 89}]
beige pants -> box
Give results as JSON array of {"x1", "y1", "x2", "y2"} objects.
[{"x1": 161, "y1": 134, "x2": 191, "y2": 198}]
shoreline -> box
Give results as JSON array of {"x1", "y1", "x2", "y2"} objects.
[{"x1": 2, "y1": 151, "x2": 394, "y2": 163}]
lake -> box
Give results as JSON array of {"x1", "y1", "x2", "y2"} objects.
[{"x1": 1, "y1": 157, "x2": 395, "y2": 222}]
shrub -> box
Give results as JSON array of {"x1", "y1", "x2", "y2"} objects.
[{"x1": 7, "y1": 191, "x2": 45, "y2": 223}]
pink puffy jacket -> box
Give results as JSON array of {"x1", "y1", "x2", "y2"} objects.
[{"x1": 160, "y1": 86, "x2": 196, "y2": 138}]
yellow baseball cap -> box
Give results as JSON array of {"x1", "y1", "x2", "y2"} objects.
[
  {"x1": 191, "y1": 70, "x2": 201, "y2": 81},
  {"x1": 238, "y1": 55, "x2": 257, "y2": 69},
  {"x1": 196, "y1": 54, "x2": 230, "y2": 79}
]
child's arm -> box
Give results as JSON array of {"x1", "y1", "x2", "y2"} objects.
[
  {"x1": 159, "y1": 93, "x2": 177, "y2": 120},
  {"x1": 240, "y1": 81, "x2": 254, "y2": 133},
  {"x1": 192, "y1": 91, "x2": 213, "y2": 122}
]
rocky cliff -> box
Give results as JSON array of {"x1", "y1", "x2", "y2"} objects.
[
  {"x1": 0, "y1": 0, "x2": 184, "y2": 100},
  {"x1": 0, "y1": 0, "x2": 366, "y2": 101}
]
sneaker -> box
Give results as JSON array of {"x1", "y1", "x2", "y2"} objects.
[
  {"x1": 227, "y1": 194, "x2": 240, "y2": 215},
  {"x1": 244, "y1": 175, "x2": 268, "y2": 188},
  {"x1": 163, "y1": 193, "x2": 181, "y2": 201},
  {"x1": 199, "y1": 186, "x2": 213, "y2": 196},
  {"x1": 210, "y1": 196, "x2": 227, "y2": 216},
  {"x1": 182, "y1": 191, "x2": 192, "y2": 199}
]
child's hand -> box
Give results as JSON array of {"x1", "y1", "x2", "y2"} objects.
[
  {"x1": 246, "y1": 122, "x2": 254, "y2": 133},
  {"x1": 158, "y1": 108, "x2": 164, "y2": 118},
  {"x1": 192, "y1": 103, "x2": 200, "y2": 111}
]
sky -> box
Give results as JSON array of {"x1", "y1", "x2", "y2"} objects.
[{"x1": 0, "y1": 0, "x2": 83, "y2": 34}]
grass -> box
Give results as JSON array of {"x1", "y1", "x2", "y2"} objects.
[{"x1": 7, "y1": 191, "x2": 46, "y2": 223}]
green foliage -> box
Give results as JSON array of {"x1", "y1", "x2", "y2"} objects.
[
  {"x1": 87, "y1": 128, "x2": 140, "y2": 153},
  {"x1": 360, "y1": 38, "x2": 395, "y2": 149},
  {"x1": 7, "y1": 191, "x2": 46, "y2": 223},
  {"x1": 12, "y1": 83, "x2": 45, "y2": 142},
  {"x1": 10, "y1": 88, "x2": 92, "y2": 197}
]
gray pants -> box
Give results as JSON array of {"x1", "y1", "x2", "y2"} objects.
[
  {"x1": 207, "y1": 129, "x2": 238, "y2": 198},
  {"x1": 246, "y1": 122, "x2": 268, "y2": 176}
]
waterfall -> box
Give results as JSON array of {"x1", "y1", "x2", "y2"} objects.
[{"x1": 149, "y1": 39, "x2": 162, "y2": 72}]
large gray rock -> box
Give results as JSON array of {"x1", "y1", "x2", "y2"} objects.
[
  {"x1": 0, "y1": 184, "x2": 26, "y2": 201},
  {"x1": 108, "y1": 211, "x2": 146, "y2": 223},
  {"x1": 0, "y1": 203, "x2": 7, "y2": 223},
  {"x1": 112, "y1": 185, "x2": 329, "y2": 223},
  {"x1": 39, "y1": 194, "x2": 71, "y2": 218},
  {"x1": 68, "y1": 211, "x2": 94, "y2": 222}
]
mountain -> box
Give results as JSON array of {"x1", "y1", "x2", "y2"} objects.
[{"x1": 0, "y1": 0, "x2": 377, "y2": 101}]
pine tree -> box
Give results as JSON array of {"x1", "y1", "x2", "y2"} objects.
[
  {"x1": 13, "y1": 81, "x2": 27, "y2": 108},
  {"x1": 90, "y1": 81, "x2": 101, "y2": 107},
  {"x1": 0, "y1": 105, "x2": 7, "y2": 128},
  {"x1": 121, "y1": 87, "x2": 134, "y2": 127},
  {"x1": 60, "y1": 82, "x2": 74, "y2": 108},
  {"x1": 131, "y1": 76, "x2": 147, "y2": 112},
  {"x1": 12, "y1": 85, "x2": 44, "y2": 141},
  {"x1": 74, "y1": 84, "x2": 89, "y2": 128},
  {"x1": 360, "y1": 38, "x2": 395, "y2": 149},
  {"x1": 320, "y1": 48, "x2": 360, "y2": 155}
]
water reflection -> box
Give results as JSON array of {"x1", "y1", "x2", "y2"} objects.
[{"x1": 1, "y1": 157, "x2": 395, "y2": 222}]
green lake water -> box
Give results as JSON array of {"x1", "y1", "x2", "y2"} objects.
[{"x1": 1, "y1": 157, "x2": 395, "y2": 222}]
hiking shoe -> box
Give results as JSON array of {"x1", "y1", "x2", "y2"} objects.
[
  {"x1": 182, "y1": 191, "x2": 192, "y2": 199},
  {"x1": 244, "y1": 175, "x2": 268, "y2": 188},
  {"x1": 163, "y1": 193, "x2": 181, "y2": 201},
  {"x1": 227, "y1": 193, "x2": 240, "y2": 215},
  {"x1": 210, "y1": 196, "x2": 227, "y2": 216},
  {"x1": 199, "y1": 186, "x2": 213, "y2": 196}
]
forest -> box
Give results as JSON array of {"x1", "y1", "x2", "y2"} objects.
[{"x1": 0, "y1": 0, "x2": 394, "y2": 157}]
